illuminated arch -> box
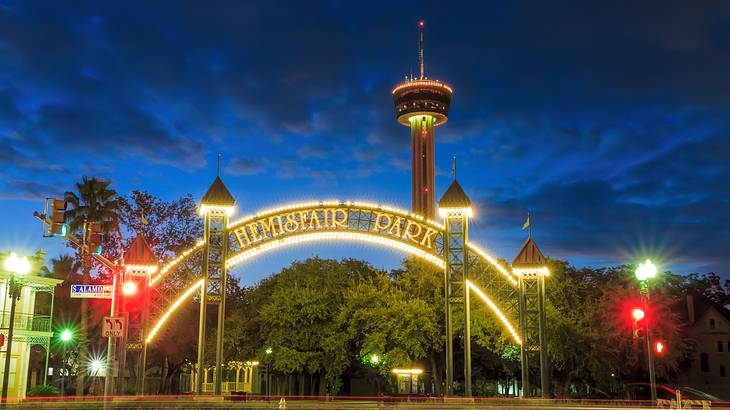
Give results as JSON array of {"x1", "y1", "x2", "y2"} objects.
[{"x1": 145, "y1": 201, "x2": 520, "y2": 345}]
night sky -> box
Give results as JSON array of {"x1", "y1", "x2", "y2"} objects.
[{"x1": 1, "y1": 1, "x2": 728, "y2": 284}]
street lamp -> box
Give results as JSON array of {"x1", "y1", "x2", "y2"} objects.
[
  {"x1": 58, "y1": 328, "x2": 74, "y2": 395},
  {"x1": 264, "y1": 347, "x2": 272, "y2": 397},
  {"x1": 1, "y1": 253, "x2": 31, "y2": 403},
  {"x1": 634, "y1": 259, "x2": 658, "y2": 402}
]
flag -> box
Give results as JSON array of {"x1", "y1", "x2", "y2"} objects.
[
  {"x1": 140, "y1": 209, "x2": 149, "y2": 225},
  {"x1": 522, "y1": 213, "x2": 530, "y2": 230}
]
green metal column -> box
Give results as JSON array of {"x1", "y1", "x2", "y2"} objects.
[
  {"x1": 197, "y1": 209, "x2": 228, "y2": 395},
  {"x1": 538, "y1": 273, "x2": 549, "y2": 397},
  {"x1": 443, "y1": 210, "x2": 470, "y2": 397},
  {"x1": 196, "y1": 212, "x2": 210, "y2": 395}
]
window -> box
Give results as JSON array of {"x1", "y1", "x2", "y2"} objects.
[
  {"x1": 720, "y1": 341, "x2": 725, "y2": 352},
  {"x1": 722, "y1": 366, "x2": 727, "y2": 377},
  {"x1": 700, "y1": 353, "x2": 709, "y2": 373},
  {"x1": 710, "y1": 319, "x2": 716, "y2": 329}
]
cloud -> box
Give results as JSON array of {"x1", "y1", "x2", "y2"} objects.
[{"x1": 225, "y1": 158, "x2": 267, "y2": 176}]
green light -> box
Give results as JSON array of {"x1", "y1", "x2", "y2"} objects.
[
  {"x1": 60, "y1": 329, "x2": 73, "y2": 342},
  {"x1": 370, "y1": 354, "x2": 379, "y2": 365},
  {"x1": 265, "y1": 347, "x2": 273, "y2": 355}
]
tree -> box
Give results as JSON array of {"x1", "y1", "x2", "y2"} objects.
[{"x1": 63, "y1": 176, "x2": 120, "y2": 396}]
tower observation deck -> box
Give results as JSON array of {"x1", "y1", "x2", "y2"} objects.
[{"x1": 392, "y1": 21, "x2": 452, "y2": 219}]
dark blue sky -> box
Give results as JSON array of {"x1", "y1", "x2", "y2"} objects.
[{"x1": 1, "y1": 1, "x2": 728, "y2": 283}]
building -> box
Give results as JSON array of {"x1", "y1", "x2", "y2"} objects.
[
  {"x1": 676, "y1": 293, "x2": 730, "y2": 399},
  {"x1": 0, "y1": 250, "x2": 63, "y2": 399},
  {"x1": 392, "y1": 21, "x2": 452, "y2": 220}
]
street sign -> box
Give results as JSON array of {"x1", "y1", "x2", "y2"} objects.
[
  {"x1": 102, "y1": 316, "x2": 125, "y2": 338},
  {"x1": 70, "y1": 284, "x2": 112, "y2": 299}
]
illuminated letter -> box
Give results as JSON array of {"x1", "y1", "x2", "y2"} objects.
[
  {"x1": 234, "y1": 227, "x2": 252, "y2": 247},
  {"x1": 388, "y1": 217, "x2": 403, "y2": 237},
  {"x1": 284, "y1": 213, "x2": 300, "y2": 233},
  {"x1": 402, "y1": 220, "x2": 423, "y2": 244},
  {"x1": 260, "y1": 216, "x2": 281, "y2": 238},
  {"x1": 420, "y1": 227, "x2": 438, "y2": 249},
  {"x1": 332, "y1": 209, "x2": 348, "y2": 228},
  {"x1": 310, "y1": 210, "x2": 323, "y2": 229},
  {"x1": 247, "y1": 223, "x2": 262, "y2": 242},
  {"x1": 371, "y1": 212, "x2": 392, "y2": 232}
]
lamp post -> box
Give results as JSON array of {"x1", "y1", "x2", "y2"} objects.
[
  {"x1": 1, "y1": 253, "x2": 31, "y2": 403},
  {"x1": 264, "y1": 347, "x2": 272, "y2": 397},
  {"x1": 59, "y1": 328, "x2": 74, "y2": 395},
  {"x1": 634, "y1": 259, "x2": 658, "y2": 402}
]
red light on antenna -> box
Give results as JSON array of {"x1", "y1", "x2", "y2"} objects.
[
  {"x1": 419, "y1": 21, "x2": 425, "y2": 27},
  {"x1": 423, "y1": 187, "x2": 429, "y2": 193}
]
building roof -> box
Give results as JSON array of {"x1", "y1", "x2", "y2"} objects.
[
  {"x1": 678, "y1": 291, "x2": 730, "y2": 325},
  {"x1": 438, "y1": 180, "x2": 472, "y2": 208},
  {"x1": 201, "y1": 176, "x2": 236, "y2": 207},
  {"x1": 123, "y1": 235, "x2": 156, "y2": 266},
  {"x1": 512, "y1": 237, "x2": 546, "y2": 267}
]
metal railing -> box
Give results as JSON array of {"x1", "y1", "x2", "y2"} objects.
[
  {"x1": 200, "y1": 382, "x2": 251, "y2": 393},
  {"x1": 0, "y1": 313, "x2": 51, "y2": 333}
]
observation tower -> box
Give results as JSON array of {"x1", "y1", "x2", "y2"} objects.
[{"x1": 392, "y1": 21, "x2": 453, "y2": 219}]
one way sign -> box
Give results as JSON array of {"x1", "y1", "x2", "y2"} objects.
[{"x1": 102, "y1": 316, "x2": 126, "y2": 338}]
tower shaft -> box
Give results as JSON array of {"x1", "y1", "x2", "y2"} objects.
[{"x1": 410, "y1": 115, "x2": 436, "y2": 219}]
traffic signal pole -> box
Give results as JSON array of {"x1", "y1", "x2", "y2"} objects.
[
  {"x1": 104, "y1": 272, "x2": 118, "y2": 397},
  {"x1": 640, "y1": 286, "x2": 657, "y2": 402}
]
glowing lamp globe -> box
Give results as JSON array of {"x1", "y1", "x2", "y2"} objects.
[
  {"x1": 4, "y1": 252, "x2": 31, "y2": 276},
  {"x1": 635, "y1": 259, "x2": 657, "y2": 281},
  {"x1": 632, "y1": 308, "x2": 645, "y2": 321},
  {"x1": 90, "y1": 359, "x2": 103, "y2": 372}
]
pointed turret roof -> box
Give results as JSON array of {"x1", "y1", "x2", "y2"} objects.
[
  {"x1": 123, "y1": 235, "x2": 156, "y2": 266},
  {"x1": 438, "y1": 180, "x2": 472, "y2": 208},
  {"x1": 200, "y1": 176, "x2": 235, "y2": 207},
  {"x1": 512, "y1": 237, "x2": 546, "y2": 267}
]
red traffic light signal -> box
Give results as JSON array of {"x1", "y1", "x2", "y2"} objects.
[
  {"x1": 86, "y1": 222, "x2": 103, "y2": 254},
  {"x1": 632, "y1": 308, "x2": 645, "y2": 321},
  {"x1": 122, "y1": 281, "x2": 138, "y2": 296}
]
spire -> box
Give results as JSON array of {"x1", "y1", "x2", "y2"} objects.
[
  {"x1": 438, "y1": 179, "x2": 472, "y2": 209},
  {"x1": 452, "y1": 156, "x2": 457, "y2": 181},
  {"x1": 123, "y1": 235, "x2": 156, "y2": 266},
  {"x1": 418, "y1": 20, "x2": 425, "y2": 79},
  {"x1": 512, "y1": 237, "x2": 546, "y2": 268},
  {"x1": 217, "y1": 153, "x2": 221, "y2": 177},
  {"x1": 200, "y1": 176, "x2": 236, "y2": 207}
]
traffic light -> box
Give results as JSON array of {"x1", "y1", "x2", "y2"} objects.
[
  {"x1": 60, "y1": 328, "x2": 73, "y2": 343},
  {"x1": 632, "y1": 307, "x2": 646, "y2": 339},
  {"x1": 50, "y1": 199, "x2": 68, "y2": 237},
  {"x1": 122, "y1": 280, "x2": 138, "y2": 296},
  {"x1": 86, "y1": 222, "x2": 103, "y2": 254},
  {"x1": 655, "y1": 340, "x2": 666, "y2": 355}
]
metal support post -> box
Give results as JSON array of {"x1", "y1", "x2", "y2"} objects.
[
  {"x1": 195, "y1": 278, "x2": 207, "y2": 394},
  {"x1": 104, "y1": 272, "x2": 118, "y2": 397},
  {"x1": 538, "y1": 273, "x2": 549, "y2": 397},
  {"x1": 1, "y1": 280, "x2": 20, "y2": 404},
  {"x1": 641, "y1": 287, "x2": 657, "y2": 402},
  {"x1": 43, "y1": 288, "x2": 56, "y2": 385},
  {"x1": 442, "y1": 208, "x2": 470, "y2": 397}
]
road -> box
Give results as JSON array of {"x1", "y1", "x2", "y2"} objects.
[{"x1": 7, "y1": 396, "x2": 730, "y2": 409}]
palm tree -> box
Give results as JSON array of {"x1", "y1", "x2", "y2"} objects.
[
  {"x1": 48, "y1": 254, "x2": 82, "y2": 283},
  {"x1": 63, "y1": 176, "x2": 120, "y2": 396}
]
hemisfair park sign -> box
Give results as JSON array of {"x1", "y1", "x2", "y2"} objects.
[{"x1": 142, "y1": 176, "x2": 550, "y2": 398}]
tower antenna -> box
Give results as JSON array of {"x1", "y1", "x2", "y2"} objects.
[
  {"x1": 418, "y1": 20, "x2": 425, "y2": 79},
  {"x1": 217, "y1": 153, "x2": 221, "y2": 177}
]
